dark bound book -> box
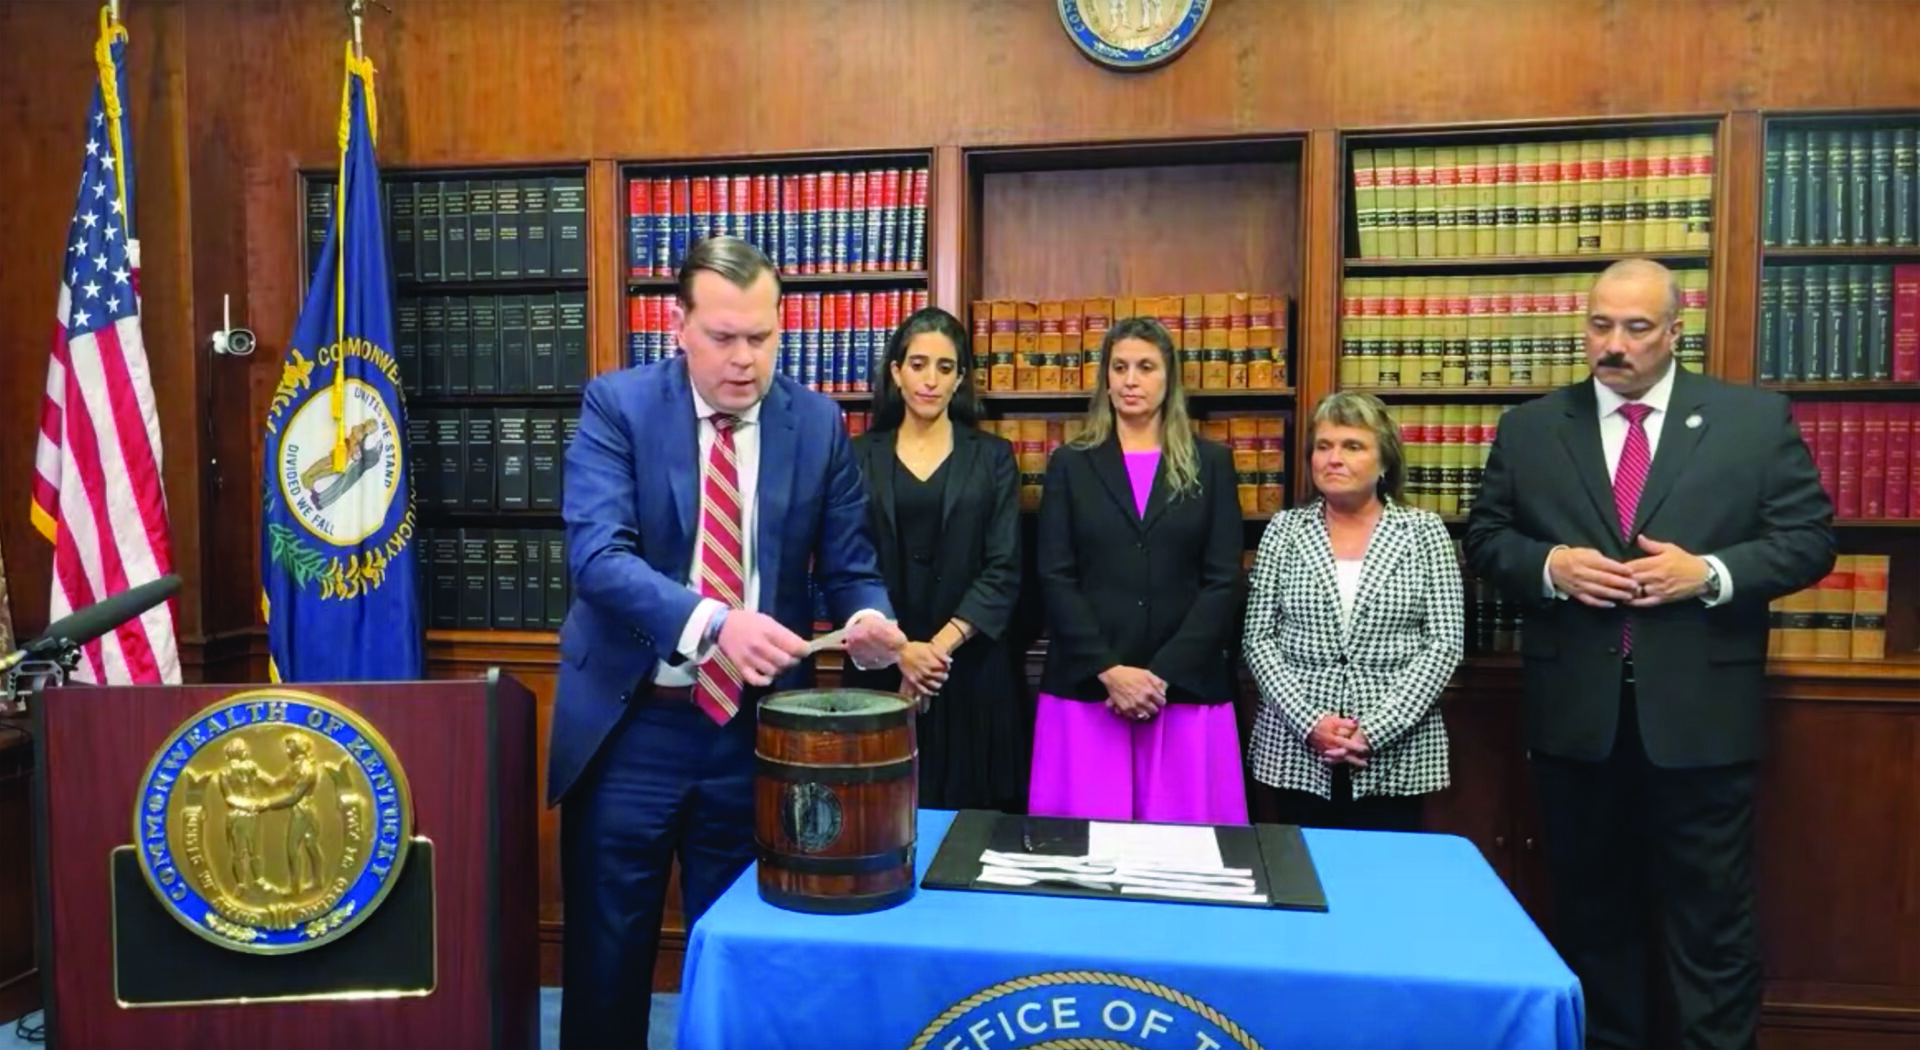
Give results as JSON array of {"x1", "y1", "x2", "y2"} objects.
[
  {"x1": 550, "y1": 175, "x2": 588, "y2": 278},
  {"x1": 521, "y1": 177, "x2": 551, "y2": 279},
  {"x1": 470, "y1": 295, "x2": 501, "y2": 395},
  {"x1": 494, "y1": 179, "x2": 523, "y2": 279},
  {"x1": 431, "y1": 408, "x2": 464, "y2": 509},
  {"x1": 442, "y1": 180, "x2": 470, "y2": 282},
  {"x1": 558, "y1": 291, "x2": 589, "y2": 392},
  {"x1": 463, "y1": 408, "x2": 496, "y2": 511},
  {"x1": 415, "y1": 180, "x2": 443, "y2": 282},
  {"x1": 394, "y1": 297, "x2": 421, "y2": 396},
  {"x1": 499, "y1": 295, "x2": 532, "y2": 394},
  {"x1": 419, "y1": 297, "x2": 447, "y2": 398},
  {"x1": 529, "y1": 294, "x2": 559, "y2": 393},
  {"x1": 527, "y1": 410, "x2": 561, "y2": 511},
  {"x1": 430, "y1": 530, "x2": 460, "y2": 630},
  {"x1": 459, "y1": 528, "x2": 490, "y2": 629},
  {"x1": 468, "y1": 180, "x2": 496, "y2": 280},
  {"x1": 443, "y1": 296, "x2": 472, "y2": 396},
  {"x1": 388, "y1": 180, "x2": 416, "y2": 282},
  {"x1": 490, "y1": 529, "x2": 522, "y2": 630},
  {"x1": 544, "y1": 530, "x2": 568, "y2": 630},
  {"x1": 495, "y1": 408, "x2": 531, "y2": 511},
  {"x1": 520, "y1": 532, "x2": 546, "y2": 632}
]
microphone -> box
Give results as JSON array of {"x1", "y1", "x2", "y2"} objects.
[{"x1": 0, "y1": 574, "x2": 181, "y2": 674}]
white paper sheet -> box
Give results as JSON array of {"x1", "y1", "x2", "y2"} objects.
[{"x1": 1086, "y1": 821, "x2": 1224, "y2": 871}]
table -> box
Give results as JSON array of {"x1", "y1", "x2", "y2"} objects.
[{"x1": 679, "y1": 810, "x2": 1583, "y2": 1050}]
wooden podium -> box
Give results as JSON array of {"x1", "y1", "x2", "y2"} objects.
[{"x1": 30, "y1": 670, "x2": 538, "y2": 1049}]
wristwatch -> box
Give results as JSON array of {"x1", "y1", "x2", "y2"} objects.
[
  {"x1": 1702, "y1": 562, "x2": 1722, "y2": 600},
  {"x1": 700, "y1": 607, "x2": 729, "y2": 655}
]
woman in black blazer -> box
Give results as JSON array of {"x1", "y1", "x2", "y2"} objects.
[
  {"x1": 845, "y1": 307, "x2": 1029, "y2": 812},
  {"x1": 1030, "y1": 316, "x2": 1248, "y2": 825}
]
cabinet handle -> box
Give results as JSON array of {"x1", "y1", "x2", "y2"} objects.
[
  {"x1": 1524, "y1": 837, "x2": 1536, "y2": 851},
  {"x1": 1494, "y1": 835, "x2": 1507, "y2": 849}
]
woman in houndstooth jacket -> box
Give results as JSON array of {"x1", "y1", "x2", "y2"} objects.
[{"x1": 1243, "y1": 392, "x2": 1465, "y2": 832}]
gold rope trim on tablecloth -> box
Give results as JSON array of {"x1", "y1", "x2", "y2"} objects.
[{"x1": 905, "y1": 970, "x2": 1263, "y2": 1050}]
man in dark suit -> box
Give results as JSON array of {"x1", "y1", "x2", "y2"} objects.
[
  {"x1": 549, "y1": 236, "x2": 906, "y2": 1050},
  {"x1": 1466, "y1": 258, "x2": 1834, "y2": 1050}
]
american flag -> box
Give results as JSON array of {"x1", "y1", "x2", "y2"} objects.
[{"x1": 29, "y1": 15, "x2": 179, "y2": 685}]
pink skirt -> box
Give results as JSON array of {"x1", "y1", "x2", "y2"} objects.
[{"x1": 1027, "y1": 692, "x2": 1249, "y2": 825}]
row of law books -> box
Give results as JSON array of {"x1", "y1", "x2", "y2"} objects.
[
  {"x1": 1767, "y1": 554, "x2": 1890, "y2": 661},
  {"x1": 969, "y1": 294, "x2": 1292, "y2": 394},
  {"x1": 397, "y1": 293, "x2": 589, "y2": 399},
  {"x1": 306, "y1": 175, "x2": 589, "y2": 286},
  {"x1": 985, "y1": 415, "x2": 1288, "y2": 517},
  {"x1": 1448, "y1": 540, "x2": 1525, "y2": 656},
  {"x1": 1339, "y1": 271, "x2": 1711, "y2": 387},
  {"x1": 1792, "y1": 401, "x2": 1920, "y2": 520},
  {"x1": 420, "y1": 527, "x2": 568, "y2": 633},
  {"x1": 1757, "y1": 264, "x2": 1920, "y2": 383},
  {"x1": 406, "y1": 407, "x2": 580, "y2": 514},
  {"x1": 1387, "y1": 403, "x2": 1509, "y2": 518},
  {"x1": 625, "y1": 168, "x2": 929, "y2": 278},
  {"x1": 1763, "y1": 124, "x2": 1920, "y2": 249},
  {"x1": 1351, "y1": 134, "x2": 1716, "y2": 260},
  {"x1": 627, "y1": 289, "x2": 930, "y2": 392}
]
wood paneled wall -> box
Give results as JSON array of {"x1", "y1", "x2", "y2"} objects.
[{"x1": 5, "y1": 0, "x2": 1920, "y2": 1038}]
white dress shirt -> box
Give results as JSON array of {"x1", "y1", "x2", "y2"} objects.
[
  {"x1": 656, "y1": 386, "x2": 764, "y2": 687},
  {"x1": 1542, "y1": 362, "x2": 1732, "y2": 605}
]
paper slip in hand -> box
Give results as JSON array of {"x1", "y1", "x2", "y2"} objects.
[{"x1": 803, "y1": 627, "x2": 849, "y2": 656}]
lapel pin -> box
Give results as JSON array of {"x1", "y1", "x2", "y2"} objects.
[{"x1": 1685, "y1": 413, "x2": 1703, "y2": 429}]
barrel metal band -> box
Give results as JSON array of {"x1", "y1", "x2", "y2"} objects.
[
  {"x1": 758, "y1": 842, "x2": 915, "y2": 875},
  {"x1": 757, "y1": 707, "x2": 910, "y2": 733},
  {"x1": 756, "y1": 755, "x2": 917, "y2": 784}
]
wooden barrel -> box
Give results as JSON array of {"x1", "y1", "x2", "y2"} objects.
[{"x1": 754, "y1": 689, "x2": 918, "y2": 914}]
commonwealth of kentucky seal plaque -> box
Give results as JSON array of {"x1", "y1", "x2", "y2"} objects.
[
  {"x1": 1058, "y1": 0, "x2": 1212, "y2": 71},
  {"x1": 133, "y1": 689, "x2": 414, "y2": 954}
]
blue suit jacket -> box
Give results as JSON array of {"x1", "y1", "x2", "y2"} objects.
[{"x1": 546, "y1": 358, "x2": 894, "y2": 805}]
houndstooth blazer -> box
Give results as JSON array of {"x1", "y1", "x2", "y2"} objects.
[{"x1": 1243, "y1": 498, "x2": 1465, "y2": 800}]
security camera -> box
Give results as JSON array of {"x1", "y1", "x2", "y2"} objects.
[{"x1": 212, "y1": 294, "x2": 256, "y2": 356}]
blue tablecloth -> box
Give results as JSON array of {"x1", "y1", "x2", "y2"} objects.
[{"x1": 679, "y1": 810, "x2": 1583, "y2": 1050}]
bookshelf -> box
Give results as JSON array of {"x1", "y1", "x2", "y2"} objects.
[
  {"x1": 959, "y1": 137, "x2": 1304, "y2": 526},
  {"x1": 1335, "y1": 116, "x2": 1728, "y2": 664},
  {"x1": 1754, "y1": 111, "x2": 1920, "y2": 668},
  {"x1": 300, "y1": 164, "x2": 589, "y2": 644},
  {"x1": 618, "y1": 149, "x2": 935, "y2": 401}
]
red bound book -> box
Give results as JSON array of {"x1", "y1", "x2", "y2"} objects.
[
  {"x1": 1863, "y1": 402, "x2": 1889, "y2": 518},
  {"x1": 651, "y1": 179, "x2": 672, "y2": 277},
  {"x1": 910, "y1": 168, "x2": 930, "y2": 271},
  {"x1": 690, "y1": 177, "x2": 713, "y2": 243},
  {"x1": 1838, "y1": 401, "x2": 1863, "y2": 518},
  {"x1": 799, "y1": 173, "x2": 820, "y2": 275},
  {"x1": 849, "y1": 171, "x2": 869, "y2": 272},
  {"x1": 1810, "y1": 401, "x2": 1839, "y2": 504},
  {"x1": 1895, "y1": 264, "x2": 1920, "y2": 382},
  {"x1": 878, "y1": 169, "x2": 901, "y2": 271},
  {"x1": 628, "y1": 178, "x2": 650, "y2": 279},
  {"x1": 1889, "y1": 403, "x2": 1912, "y2": 519}
]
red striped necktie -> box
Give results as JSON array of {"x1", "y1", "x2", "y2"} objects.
[
  {"x1": 1614, "y1": 401, "x2": 1653, "y2": 654},
  {"x1": 694, "y1": 413, "x2": 747, "y2": 724}
]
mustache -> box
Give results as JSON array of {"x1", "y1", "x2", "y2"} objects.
[{"x1": 1596, "y1": 352, "x2": 1631, "y2": 369}]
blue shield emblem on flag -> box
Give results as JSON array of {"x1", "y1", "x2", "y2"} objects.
[{"x1": 261, "y1": 49, "x2": 421, "y2": 683}]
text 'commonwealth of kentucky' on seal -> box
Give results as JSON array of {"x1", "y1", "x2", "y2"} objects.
[
  {"x1": 260, "y1": 42, "x2": 423, "y2": 685},
  {"x1": 134, "y1": 688, "x2": 415, "y2": 954}
]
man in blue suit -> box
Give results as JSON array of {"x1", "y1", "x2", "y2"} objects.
[{"x1": 550, "y1": 236, "x2": 905, "y2": 1049}]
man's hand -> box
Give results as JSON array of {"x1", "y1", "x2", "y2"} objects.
[
  {"x1": 1547, "y1": 546, "x2": 1640, "y2": 608},
  {"x1": 1625, "y1": 535, "x2": 1711, "y2": 606},
  {"x1": 897, "y1": 641, "x2": 950, "y2": 700},
  {"x1": 1099, "y1": 665, "x2": 1167, "y2": 721},
  {"x1": 717, "y1": 610, "x2": 810, "y2": 686},
  {"x1": 845, "y1": 616, "x2": 908, "y2": 670}
]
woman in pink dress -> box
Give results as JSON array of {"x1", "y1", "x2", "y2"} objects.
[{"x1": 1028, "y1": 317, "x2": 1249, "y2": 825}]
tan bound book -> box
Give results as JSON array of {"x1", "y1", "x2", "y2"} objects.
[
  {"x1": 1181, "y1": 294, "x2": 1206, "y2": 389},
  {"x1": 1082, "y1": 297, "x2": 1111, "y2": 389},
  {"x1": 1038, "y1": 301, "x2": 1064, "y2": 392},
  {"x1": 1494, "y1": 142, "x2": 1519, "y2": 257},
  {"x1": 1014, "y1": 301, "x2": 1041, "y2": 391},
  {"x1": 1256, "y1": 416, "x2": 1286, "y2": 514},
  {"x1": 1353, "y1": 149, "x2": 1382, "y2": 259},
  {"x1": 1813, "y1": 557, "x2": 1856, "y2": 660},
  {"x1": 989, "y1": 301, "x2": 1017, "y2": 392},
  {"x1": 1851, "y1": 554, "x2": 1890, "y2": 661},
  {"x1": 1514, "y1": 143, "x2": 1541, "y2": 257},
  {"x1": 1251, "y1": 292, "x2": 1280, "y2": 390},
  {"x1": 1059, "y1": 300, "x2": 1083, "y2": 392},
  {"x1": 1434, "y1": 146, "x2": 1462, "y2": 258},
  {"x1": 1202, "y1": 293, "x2": 1231, "y2": 390}
]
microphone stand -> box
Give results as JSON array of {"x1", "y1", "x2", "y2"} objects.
[{"x1": 1, "y1": 642, "x2": 84, "y2": 716}]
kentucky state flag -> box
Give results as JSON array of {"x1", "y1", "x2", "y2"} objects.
[{"x1": 261, "y1": 45, "x2": 421, "y2": 683}]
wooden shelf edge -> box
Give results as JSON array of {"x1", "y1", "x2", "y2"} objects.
[
  {"x1": 1757, "y1": 382, "x2": 1920, "y2": 394},
  {"x1": 1762, "y1": 245, "x2": 1920, "y2": 259},
  {"x1": 629, "y1": 270, "x2": 927, "y2": 290},
  {"x1": 1342, "y1": 385, "x2": 1560, "y2": 398},
  {"x1": 1345, "y1": 250, "x2": 1710, "y2": 271}
]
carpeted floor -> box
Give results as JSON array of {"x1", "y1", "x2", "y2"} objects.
[{"x1": 3, "y1": 988, "x2": 680, "y2": 1049}]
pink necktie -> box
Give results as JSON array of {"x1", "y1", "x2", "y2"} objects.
[
  {"x1": 1614, "y1": 402, "x2": 1652, "y2": 654},
  {"x1": 693, "y1": 414, "x2": 746, "y2": 724}
]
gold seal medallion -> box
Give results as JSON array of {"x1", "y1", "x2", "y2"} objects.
[{"x1": 133, "y1": 688, "x2": 414, "y2": 954}]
